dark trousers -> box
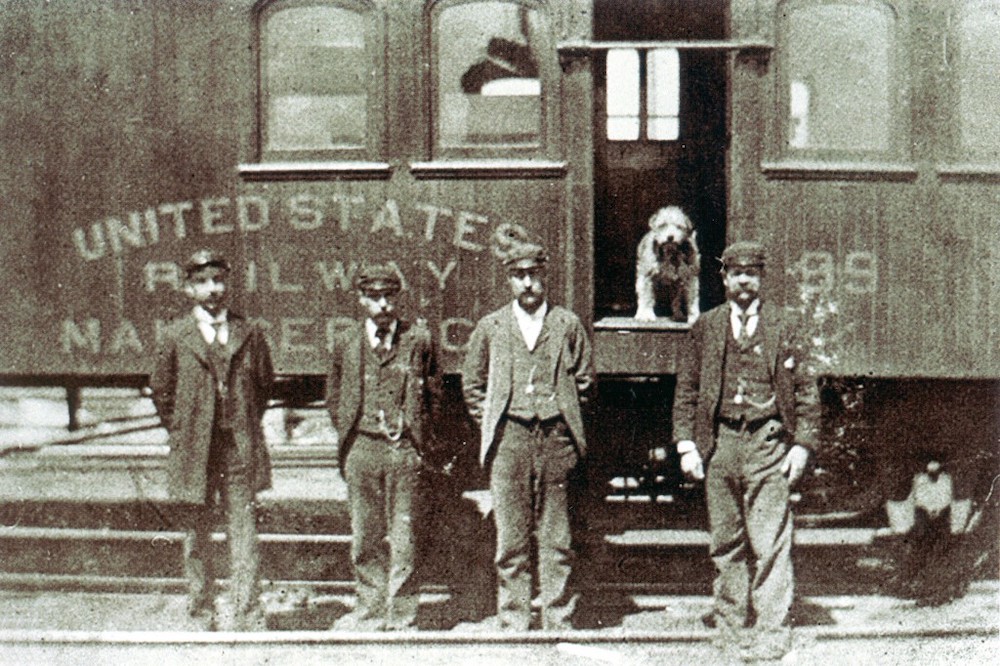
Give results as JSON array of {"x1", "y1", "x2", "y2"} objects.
[
  {"x1": 184, "y1": 429, "x2": 263, "y2": 630},
  {"x1": 489, "y1": 417, "x2": 578, "y2": 630},
  {"x1": 344, "y1": 433, "x2": 421, "y2": 630},
  {"x1": 705, "y1": 418, "x2": 793, "y2": 658}
]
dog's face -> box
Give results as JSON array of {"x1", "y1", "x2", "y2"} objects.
[
  {"x1": 635, "y1": 206, "x2": 701, "y2": 322},
  {"x1": 648, "y1": 208, "x2": 694, "y2": 261}
]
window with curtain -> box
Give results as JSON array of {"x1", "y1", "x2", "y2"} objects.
[{"x1": 433, "y1": 0, "x2": 546, "y2": 151}]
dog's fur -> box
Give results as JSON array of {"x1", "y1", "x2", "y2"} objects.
[{"x1": 634, "y1": 206, "x2": 701, "y2": 323}]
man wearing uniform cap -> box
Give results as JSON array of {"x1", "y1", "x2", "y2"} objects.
[
  {"x1": 462, "y1": 229, "x2": 593, "y2": 631},
  {"x1": 669, "y1": 240, "x2": 818, "y2": 662},
  {"x1": 150, "y1": 249, "x2": 274, "y2": 631},
  {"x1": 326, "y1": 262, "x2": 439, "y2": 631}
]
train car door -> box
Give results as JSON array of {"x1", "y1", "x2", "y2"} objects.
[
  {"x1": 592, "y1": 3, "x2": 729, "y2": 321},
  {"x1": 586, "y1": 1, "x2": 731, "y2": 509}
]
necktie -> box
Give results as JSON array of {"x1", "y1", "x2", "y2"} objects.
[
  {"x1": 375, "y1": 326, "x2": 391, "y2": 358},
  {"x1": 208, "y1": 322, "x2": 228, "y2": 400},
  {"x1": 211, "y1": 321, "x2": 225, "y2": 346},
  {"x1": 737, "y1": 312, "x2": 751, "y2": 343}
]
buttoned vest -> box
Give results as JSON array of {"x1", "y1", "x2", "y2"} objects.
[
  {"x1": 506, "y1": 316, "x2": 562, "y2": 423},
  {"x1": 358, "y1": 339, "x2": 410, "y2": 440},
  {"x1": 206, "y1": 336, "x2": 234, "y2": 430},
  {"x1": 718, "y1": 324, "x2": 779, "y2": 423}
]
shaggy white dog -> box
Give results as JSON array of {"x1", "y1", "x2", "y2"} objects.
[{"x1": 634, "y1": 206, "x2": 701, "y2": 323}]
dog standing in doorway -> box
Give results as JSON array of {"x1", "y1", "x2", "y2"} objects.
[{"x1": 634, "y1": 206, "x2": 701, "y2": 323}]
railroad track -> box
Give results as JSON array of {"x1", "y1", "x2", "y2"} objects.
[
  {"x1": 2, "y1": 391, "x2": 996, "y2": 663},
  {"x1": 0, "y1": 583, "x2": 996, "y2": 665}
]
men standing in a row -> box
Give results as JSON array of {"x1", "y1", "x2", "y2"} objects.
[
  {"x1": 672, "y1": 240, "x2": 818, "y2": 662},
  {"x1": 326, "y1": 264, "x2": 439, "y2": 632},
  {"x1": 462, "y1": 229, "x2": 593, "y2": 631},
  {"x1": 151, "y1": 249, "x2": 274, "y2": 631}
]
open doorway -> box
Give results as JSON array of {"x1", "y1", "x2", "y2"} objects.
[{"x1": 592, "y1": 36, "x2": 728, "y2": 322}]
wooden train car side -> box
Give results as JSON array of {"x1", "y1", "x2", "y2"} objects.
[
  {"x1": 726, "y1": 0, "x2": 999, "y2": 513},
  {"x1": 0, "y1": 0, "x2": 595, "y2": 379},
  {"x1": 4, "y1": 0, "x2": 997, "y2": 383},
  {"x1": 0, "y1": 0, "x2": 997, "y2": 516},
  {"x1": 727, "y1": 0, "x2": 1000, "y2": 380}
]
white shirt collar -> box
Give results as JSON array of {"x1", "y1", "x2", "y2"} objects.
[
  {"x1": 512, "y1": 301, "x2": 547, "y2": 351},
  {"x1": 365, "y1": 318, "x2": 398, "y2": 350},
  {"x1": 193, "y1": 305, "x2": 228, "y2": 325},
  {"x1": 193, "y1": 306, "x2": 229, "y2": 344},
  {"x1": 729, "y1": 299, "x2": 760, "y2": 317},
  {"x1": 729, "y1": 299, "x2": 760, "y2": 338}
]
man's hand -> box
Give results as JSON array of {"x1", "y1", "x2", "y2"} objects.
[
  {"x1": 781, "y1": 444, "x2": 810, "y2": 486},
  {"x1": 680, "y1": 450, "x2": 705, "y2": 481}
]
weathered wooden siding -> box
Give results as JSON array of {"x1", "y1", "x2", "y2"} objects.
[
  {"x1": 728, "y1": 0, "x2": 1000, "y2": 379},
  {"x1": 0, "y1": 0, "x2": 592, "y2": 378},
  {"x1": 1, "y1": 0, "x2": 254, "y2": 376}
]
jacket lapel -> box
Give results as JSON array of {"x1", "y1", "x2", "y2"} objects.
[
  {"x1": 380, "y1": 320, "x2": 408, "y2": 364},
  {"x1": 709, "y1": 306, "x2": 729, "y2": 366},
  {"x1": 497, "y1": 307, "x2": 517, "y2": 379},
  {"x1": 225, "y1": 316, "x2": 252, "y2": 362},
  {"x1": 704, "y1": 306, "x2": 728, "y2": 408},
  {"x1": 759, "y1": 303, "x2": 780, "y2": 373},
  {"x1": 535, "y1": 306, "x2": 553, "y2": 348},
  {"x1": 178, "y1": 315, "x2": 211, "y2": 368},
  {"x1": 350, "y1": 323, "x2": 364, "y2": 389}
]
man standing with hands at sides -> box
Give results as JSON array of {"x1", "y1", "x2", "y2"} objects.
[
  {"x1": 150, "y1": 249, "x2": 274, "y2": 631},
  {"x1": 462, "y1": 226, "x2": 593, "y2": 632},
  {"x1": 669, "y1": 240, "x2": 818, "y2": 663},
  {"x1": 326, "y1": 263, "x2": 439, "y2": 632}
]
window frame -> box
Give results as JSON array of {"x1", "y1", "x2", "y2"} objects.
[
  {"x1": 772, "y1": 0, "x2": 911, "y2": 164},
  {"x1": 605, "y1": 47, "x2": 681, "y2": 143},
  {"x1": 947, "y1": 0, "x2": 1000, "y2": 163},
  {"x1": 425, "y1": 0, "x2": 560, "y2": 160},
  {"x1": 605, "y1": 47, "x2": 642, "y2": 142},
  {"x1": 255, "y1": 0, "x2": 386, "y2": 164}
]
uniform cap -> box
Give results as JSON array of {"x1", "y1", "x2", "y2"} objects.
[
  {"x1": 721, "y1": 240, "x2": 767, "y2": 269},
  {"x1": 355, "y1": 263, "x2": 402, "y2": 293},
  {"x1": 183, "y1": 249, "x2": 230, "y2": 276},
  {"x1": 491, "y1": 224, "x2": 548, "y2": 269}
]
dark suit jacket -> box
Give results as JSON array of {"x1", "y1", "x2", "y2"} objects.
[
  {"x1": 150, "y1": 312, "x2": 274, "y2": 504},
  {"x1": 325, "y1": 319, "x2": 439, "y2": 471},
  {"x1": 673, "y1": 301, "x2": 819, "y2": 461},
  {"x1": 461, "y1": 303, "x2": 593, "y2": 466}
]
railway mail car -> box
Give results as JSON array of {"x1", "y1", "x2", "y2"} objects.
[{"x1": 0, "y1": 0, "x2": 997, "y2": 517}]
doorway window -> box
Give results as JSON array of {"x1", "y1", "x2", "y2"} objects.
[{"x1": 606, "y1": 48, "x2": 680, "y2": 141}]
